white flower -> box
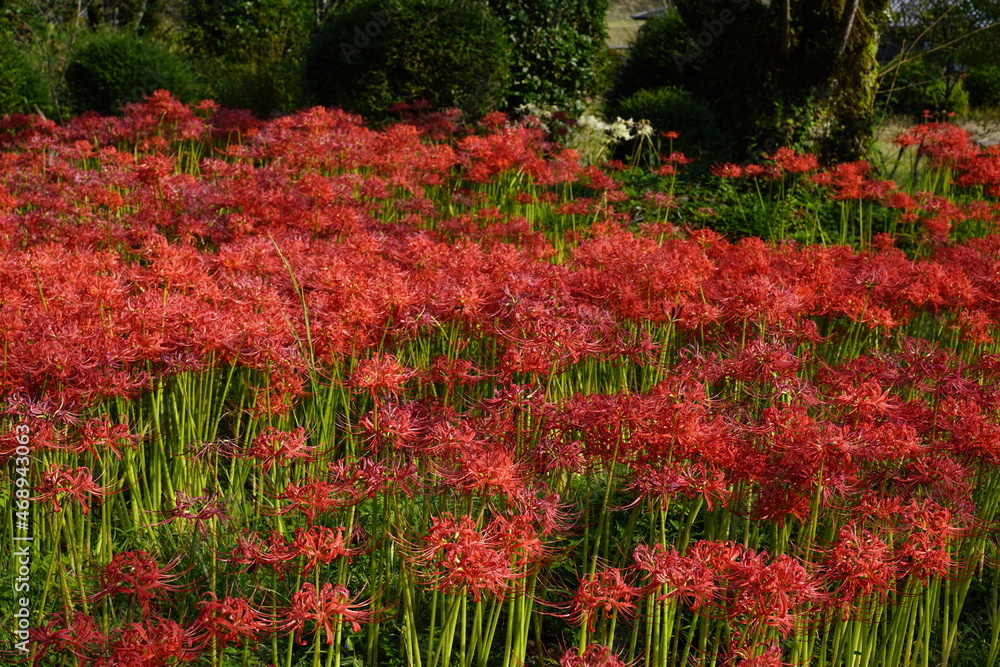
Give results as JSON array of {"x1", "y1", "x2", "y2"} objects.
[
  {"x1": 609, "y1": 118, "x2": 635, "y2": 142},
  {"x1": 635, "y1": 119, "x2": 654, "y2": 139}
]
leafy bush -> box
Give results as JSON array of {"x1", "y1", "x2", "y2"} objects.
[
  {"x1": 879, "y1": 58, "x2": 969, "y2": 119},
  {"x1": 0, "y1": 32, "x2": 48, "y2": 115},
  {"x1": 484, "y1": 0, "x2": 610, "y2": 112},
  {"x1": 65, "y1": 30, "x2": 199, "y2": 115},
  {"x1": 183, "y1": 0, "x2": 315, "y2": 62},
  {"x1": 609, "y1": 86, "x2": 722, "y2": 156},
  {"x1": 607, "y1": 11, "x2": 699, "y2": 111},
  {"x1": 305, "y1": 0, "x2": 510, "y2": 123},
  {"x1": 197, "y1": 59, "x2": 305, "y2": 118},
  {"x1": 965, "y1": 66, "x2": 1000, "y2": 109}
]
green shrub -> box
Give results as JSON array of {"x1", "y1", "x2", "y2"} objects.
[
  {"x1": 0, "y1": 33, "x2": 48, "y2": 115},
  {"x1": 197, "y1": 58, "x2": 305, "y2": 118},
  {"x1": 484, "y1": 0, "x2": 610, "y2": 112},
  {"x1": 65, "y1": 30, "x2": 199, "y2": 115},
  {"x1": 607, "y1": 11, "x2": 699, "y2": 111},
  {"x1": 609, "y1": 86, "x2": 722, "y2": 156},
  {"x1": 965, "y1": 66, "x2": 1000, "y2": 109},
  {"x1": 183, "y1": 0, "x2": 314, "y2": 62},
  {"x1": 305, "y1": 0, "x2": 510, "y2": 123},
  {"x1": 879, "y1": 58, "x2": 969, "y2": 118}
]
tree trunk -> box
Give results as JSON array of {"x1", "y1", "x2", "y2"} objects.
[{"x1": 671, "y1": 0, "x2": 890, "y2": 163}]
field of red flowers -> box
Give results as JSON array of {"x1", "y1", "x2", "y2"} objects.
[{"x1": 2, "y1": 92, "x2": 1000, "y2": 666}]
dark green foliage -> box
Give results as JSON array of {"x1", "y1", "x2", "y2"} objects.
[
  {"x1": 182, "y1": 0, "x2": 317, "y2": 117},
  {"x1": 305, "y1": 0, "x2": 511, "y2": 123},
  {"x1": 484, "y1": 0, "x2": 610, "y2": 111},
  {"x1": 0, "y1": 31, "x2": 48, "y2": 114},
  {"x1": 65, "y1": 30, "x2": 199, "y2": 115},
  {"x1": 965, "y1": 65, "x2": 1000, "y2": 108},
  {"x1": 183, "y1": 0, "x2": 316, "y2": 62},
  {"x1": 880, "y1": 57, "x2": 970, "y2": 118},
  {"x1": 202, "y1": 60, "x2": 305, "y2": 119},
  {"x1": 606, "y1": 11, "x2": 700, "y2": 111},
  {"x1": 610, "y1": 86, "x2": 723, "y2": 157}
]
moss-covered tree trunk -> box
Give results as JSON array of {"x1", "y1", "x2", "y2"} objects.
[{"x1": 672, "y1": 0, "x2": 889, "y2": 162}]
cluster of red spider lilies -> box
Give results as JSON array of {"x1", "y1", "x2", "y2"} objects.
[{"x1": 2, "y1": 92, "x2": 1000, "y2": 666}]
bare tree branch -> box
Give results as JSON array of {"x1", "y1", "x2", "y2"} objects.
[{"x1": 836, "y1": 0, "x2": 861, "y2": 57}]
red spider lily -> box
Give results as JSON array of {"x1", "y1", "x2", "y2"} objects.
[
  {"x1": 822, "y1": 524, "x2": 898, "y2": 610},
  {"x1": 627, "y1": 462, "x2": 731, "y2": 511},
  {"x1": 34, "y1": 464, "x2": 114, "y2": 514},
  {"x1": 767, "y1": 147, "x2": 818, "y2": 174},
  {"x1": 192, "y1": 594, "x2": 271, "y2": 647},
  {"x1": 429, "y1": 355, "x2": 485, "y2": 389},
  {"x1": 559, "y1": 643, "x2": 628, "y2": 667},
  {"x1": 711, "y1": 163, "x2": 744, "y2": 179},
  {"x1": 106, "y1": 617, "x2": 200, "y2": 666},
  {"x1": 150, "y1": 490, "x2": 229, "y2": 538},
  {"x1": 685, "y1": 541, "x2": 822, "y2": 637},
  {"x1": 65, "y1": 415, "x2": 139, "y2": 459},
  {"x1": 358, "y1": 402, "x2": 427, "y2": 450},
  {"x1": 410, "y1": 513, "x2": 522, "y2": 601},
  {"x1": 90, "y1": 551, "x2": 187, "y2": 614},
  {"x1": 633, "y1": 543, "x2": 717, "y2": 610},
  {"x1": 439, "y1": 444, "x2": 526, "y2": 498},
  {"x1": 31, "y1": 611, "x2": 107, "y2": 666},
  {"x1": 730, "y1": 640, "x2": 787, "y2": 667},
  {"x1": 245, "y1": 426, "x2": 314, "y2": 474},
  {"x1": 349, "y1": 354, "x2": 416, "y2": 405},
  {"x1": 279, "y1": 582, "x2": 377, "y2": 644},
  {"x1": 228, "y1": 531, "x2": 298, "y2": 578},
  {"x1": 566, "y1": 567, "x2": 641, "y2": 631},
  {"x1": 292, "y1": 525, "x2": 358, "y2": 574},
  {"x1": 275, "y1": 479, "x2": 343, "y2": 525}
]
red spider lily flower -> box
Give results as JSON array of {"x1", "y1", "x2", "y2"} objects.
[
  {"x1": 279, "y1": 582, "x2": 377, "y2": 644},
  {"x1": 245, "y1": 426, "x2": 314, "y2": 474},
  {"x1": 627, "y1": 462, "x2": 731, "y2": 511},
  {"x1": 67, "y1": 415, "x2": 139, "y2": 459},
  {"x1": 429, "y1": 355, "x2": 485, "y2": 389},
  {"x1": 822, "y1": 524, "x2": 898, "y2": 609},
  {"x1": 661, "y1": 131, "x2": 680, "y2": 140},
  {"x1": 711, "y1": 163, "x2": 744, "y2": 179},
  {"x1": 559, "y1": 643, "x2": 628, "y2": 667},
  {"x1": 566, "y1": 567, "x2": 641, "y2": 631},
  {"x1": 358, "y1": 402, "x2": 426, "y2": 450},
  {"x1": 632, "y1": 543, "x2": 717, "y2": 610},
  {"x1": 349, "y1": 354, "x2": 416, "y2": 405},
  {"x1": 663, "y1": 151, "x2": 694, "y2": 165},
  {"x1": 768, "y1": 147, "x2": 818, "y2": 173},
  {"x1": 192, "y1": 594, "x2": 271, "y2": 647},
  {"x1": 34, "y1": 464, "x2": 114, "y2": 514},
  {"x1": 275, "y1": 479, "x2": 342, "y2": 525},
  {"x1": 730, "y1": 641, "x2": 787, "y2": 667},
  {"x1": 292, "y1": 526, "x2": 358, "y2": 574},
  {"x1": 437, "y1": 444, "x2": 526, "y2": 497},
  {"x1": 90, "y1": 551, "x2": 187, "y2": 614},
  {"x1": 228, "y1": 531, "x2": 299, "y2": 578},
  {"x1": 31, "y1": 611, "x2": 107, "y2": 665},
  {"x1": 410, "y1": 513, "x2": 521, "y2": 602},
  {"x1": 150, "y1": 490, "x2": 229, "y2": 538},
  {"x1": 107, "y1": 617, "x2": 200, "y2": 666}
]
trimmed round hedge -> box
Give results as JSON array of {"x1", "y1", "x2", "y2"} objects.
[
  {"x1": 65, "y1": 31, "x2": 199, "y2": 116},
  {"x1": 305, "y1": 0, "x2": 511, "y2": 123},
  {"x1": 610, "y1": 86, "x2": 722, "y2": 156}
]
